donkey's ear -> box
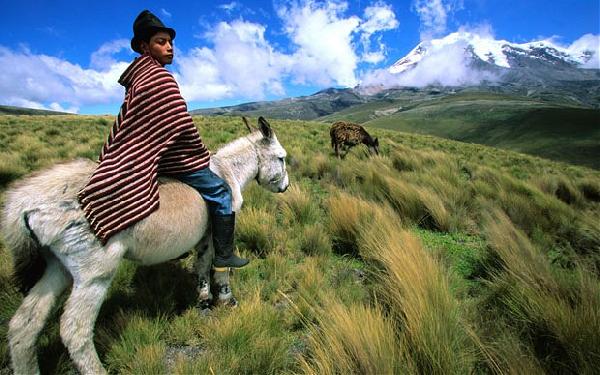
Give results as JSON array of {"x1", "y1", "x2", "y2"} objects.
[
  {"x1": 242, "y1": 116, "x2": 254, "y2": 133},
  {"x1": 258, "y1": 116, "x2": 273, "y2": 139}
]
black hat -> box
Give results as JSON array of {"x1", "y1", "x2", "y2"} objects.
[{"x1": 131, "y1": 10, "x2": 176, "y2": 53}]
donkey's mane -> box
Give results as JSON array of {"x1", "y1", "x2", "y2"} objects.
[{"x1": 214, "y1": 131, "x2": 264, "y2": 158}]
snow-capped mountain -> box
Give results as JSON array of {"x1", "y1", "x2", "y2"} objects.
[{"x1": 388, "y1": 31, "x2": 598, "y2": 76}]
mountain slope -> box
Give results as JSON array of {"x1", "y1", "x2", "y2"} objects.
[
  {"x1": 389, "y1": 31, "x2": 596, "y2": 74},
  {"x1": 0, "y1": 105, "x2": 69, "y2": 115},
  {"x1": 170, "y1": 31, "x2": 600, "y2": 169},
  {"x1": 191, "y1": 88, "x2": 366, "y2": 119},
  {"x1": 351, "y1": 92, "x2": 600, "y2": 169}
]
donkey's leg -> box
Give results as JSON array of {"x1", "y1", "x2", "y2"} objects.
[
  {"x1": 195, "y1": 233, "x2": 238, "y2": 309},
  {"x1": 194, "y1": 234, "x2": 213, "y2": 310},
  {"x1": 58, "y1": 240, "x2": 126, "y2": 375},
  {"x1": 212, "y1": 268, "x2": 238, "y2": 308},
  {"x1": 8, "y1": 256, "x2": 71, "y2": 375}
]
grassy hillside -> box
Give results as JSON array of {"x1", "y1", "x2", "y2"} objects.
[
  {"x1": 1, "y1": 115, "x2": 599, "y2": 374},
  {"x1": 0, "y1": 105, "x2": 69, "y2": 116},
  {"x1": 319, "y1": 92, "x2": 600, "y2": 169}
]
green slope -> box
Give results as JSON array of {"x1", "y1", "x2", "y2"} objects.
[
  {"x1": 0, "y1": 105, "x2": 69, "y2": 116},
  {"x1": 319, "y1": 92, "x2": 600, "y2": 169}
]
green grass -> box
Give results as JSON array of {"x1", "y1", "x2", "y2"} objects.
[
  {"x1": 0, "y1": 114, "x2": 599, "y2": 373},
  {"x1": 319, "y1": 91, "x2": 600, "y2": 169}
]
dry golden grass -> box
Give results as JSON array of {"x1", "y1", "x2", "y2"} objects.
[
  {"x1": 1, "y1": 115, "x2": 599, "y2": 373},
  {"x1": 278, "y1": 184, "x2": 321, "y2": 226},
  {"x1": 193, "y1": 289, "x2": 296, "y2": 374},
  {"x1": 236, "y1": 207, "x2": 278, "y2": 257},
  {"x1": 300, "y1": 302, "x2": 402, "y2": 375},
  {"x1": 532, "y1": 174, "x2": 584, "y2": 205},
  {"x1": 483, "y1": 209, "x2": 600, "y2": 373},
  {"x1": 359, "y1": 216, "x2": 478, "y2": 374},
  {"x1": 327, "y1": 190, "x2": 397, "y2": 256}
]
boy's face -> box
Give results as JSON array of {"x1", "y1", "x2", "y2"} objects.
[{"x1": 141, "y1": 31, "x2": 174, "y2": 66}]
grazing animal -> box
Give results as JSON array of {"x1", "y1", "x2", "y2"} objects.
[
  {"x1": 330, "y1": 121, "x2": 379, "y2": 158},
  {"x1": 2, "y1": 117, "x2": 289, "y2": 375}
]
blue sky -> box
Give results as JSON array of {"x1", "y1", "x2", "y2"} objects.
[{"x1": 1, "y1": 0, "x2": 599, "y2": 114}]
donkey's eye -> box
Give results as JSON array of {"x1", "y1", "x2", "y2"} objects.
[{"x1": 278, "y1": 157, "x2": 285, "y2": 163}]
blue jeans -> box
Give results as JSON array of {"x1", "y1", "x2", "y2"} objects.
[{"x1": 173, "y1": 168, "x2": 233, "y2": 216}]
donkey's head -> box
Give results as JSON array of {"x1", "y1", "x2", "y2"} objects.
[{"x1": 243, "y1": 116, "x2": 289, "y2": 193}]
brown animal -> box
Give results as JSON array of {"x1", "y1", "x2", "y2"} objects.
[{"x1": 330, "y1": 121, "x2": 379, "y2": 158}]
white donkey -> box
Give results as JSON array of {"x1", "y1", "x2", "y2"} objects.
[{"x1": 2, "y1": 116, "x2": 289, "y2": 375}]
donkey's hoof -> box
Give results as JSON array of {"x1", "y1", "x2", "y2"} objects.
[
  {"x1": 197, "y1": 299, "x2": 212, "y2": 311},
  {"x1": 198, "y1": 307, "x2": 212, "y2": 316},
  {"x1": 217, "y1": 296, "x2": 238, "y2": 308}
]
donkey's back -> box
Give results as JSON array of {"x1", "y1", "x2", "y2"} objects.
[{"x1": 2, "y1": 158, "x2": 208, "y2": 271}]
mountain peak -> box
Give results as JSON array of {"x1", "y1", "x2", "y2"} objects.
[{"x1": 389, "y1": 31, "x2": 596, "y2": 75}]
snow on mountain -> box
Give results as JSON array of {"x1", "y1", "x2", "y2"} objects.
[{"x1": 388, "y1": 31, "x2": 596, "y2": 74}]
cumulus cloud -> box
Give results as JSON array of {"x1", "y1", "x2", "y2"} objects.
[
  {"x1": 177, "y1": 0, "x2": 398, "y2": 102},
  {"x1": 0, "y1": 44, "x2": 128, "y2": 113},
  {"x1": 219, "y1": 2, "x2": 241, "y2": 13},
  {"x1": 413, "y1": 0, "x2": 462, "y2": 41},
  {"x1": 277, "y1": 0, "x2": 361, "y2": 87},
  {"x1": 359, "y1": 2, "x2": 399, "y2": 63},
  {"x1": 362, "y1": 40, "x2": 498, "y2": 88},
  {"x1": 567, "y1": 33, "x2": 600, "y2": 69},
  {"x1": 2, "y1": 1, "x2": 401, "y2": 110},
  {"x1": 176, "y1": 20, "x2": 290, "y2": 101},
  {"x1": 90, "y1": 39, "x2": 130, "y2": 70}
]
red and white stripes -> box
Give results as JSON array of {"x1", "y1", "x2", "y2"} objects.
[{"x1": 78, "y1": 54, "x2": 209, "y2": 243}]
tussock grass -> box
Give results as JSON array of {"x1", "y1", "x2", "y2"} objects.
[
  {"x1": 298, "y1": 224, "x2": 331, "y2": 256},
  {"x1": 297, "y1": 151, "x2": 332, "y2": 179},
  {"x1": 192, "y1": 289, "x2": 296, "y2": 374},
  {"x1": 577, "y1": 177, "x2": 600, "y2": 202},
  {"x1": 236, "y1": 207, "x2": 278, "y2": 257},
  {"x1": 532, "y1": 174, "x2": 584, "y2": 205},
  {"x1": 285, "y1": 256, "x2": 331, "y2": 324},
  {"x1": 327, "y1": 191, "x2": 394, "y2": 256},
  {"x1": 0, "y1": 152, "x2": 28, "y2": 188},
  {"x1": 1, "y1": 115, "x2": 599, "y2": 374},
  {"x1": 99, "y1": 312, "x2": 167, "y2": 374},
  {"x1": 482, "y1": 210, "x2": 600, "y2": 373},
  {"x1": 360, "y1": 217, "x2": 480, "y2": 373},
  {"x1": 278, "y1": 184, "x2": 321, "y2": 226},
  {"x1": 300, "y1": 302, "x2": 402, "y2": 374}
]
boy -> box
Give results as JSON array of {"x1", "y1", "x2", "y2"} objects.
[{"x1": 78, "y1": 10, "x2": 248, "y2": 269}]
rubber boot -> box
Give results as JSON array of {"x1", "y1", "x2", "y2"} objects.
[{"x1": 212, "y1": 213, "x2": 249, "y2": 269}]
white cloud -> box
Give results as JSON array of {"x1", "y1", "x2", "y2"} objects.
[
  {"x1": 176, "y1": 20, "x2": 290, "y2": 101},
  {"x1": 2, "y1": 1, "x2": 402, "y2": 110},
  {"x1": 219, "y1": 2, "x2": 241, "y2": 13},
  {"x1": 413, "y1": 0, "x2": 462, "y2": 41},
  {"x1": 277, "y1": 0, "x2": 361, "y2": 87},
  {"x1": 90, "y1": 39, "x2": 130, "y2": 70},
  {"x1": 361, "y1": 3, "x2": 399, "y2": 35},
  {"x1": 0, "y1": 44, "x2": 128, "y2": 113},
  {"x1": 567, "y1": 34, "x2": 600, "y2": 69},
  {"x1": 413, "y1": 0, "x2": 447, "y2": 41},
  {"x1": 177, "y1": 0, "x2": 398, "y2": 101},
  {"x1": 49, "y1": 102, "x2": 80, "y2": 113},
  {"x1": 359, "y1": 3, "x2": 399, "y2": 63},
  {"x1": 160, "y1": 8, "x2": 172, "y2": 18},
  {"x1": 361, "y1": 38, "x2": 498, "y2": 87}
]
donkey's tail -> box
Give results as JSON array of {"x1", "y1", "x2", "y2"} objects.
[{"x1": 1, "y1": 191, "x2": 46, "y2": 294}]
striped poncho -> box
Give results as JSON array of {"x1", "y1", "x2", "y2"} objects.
[{"x1": 78, "y1": 54, "x2": 210, "y2": 243}]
